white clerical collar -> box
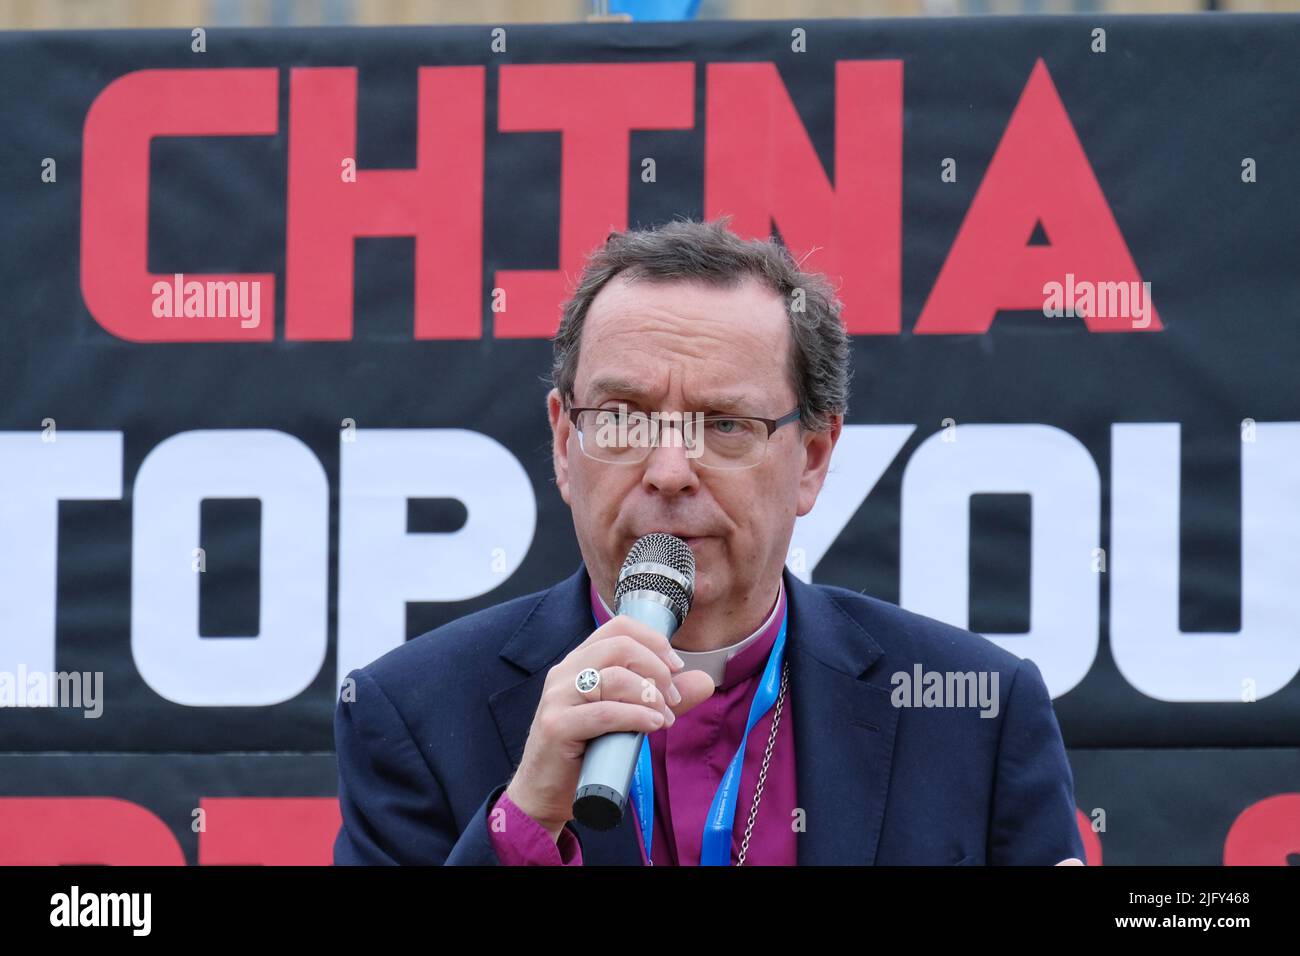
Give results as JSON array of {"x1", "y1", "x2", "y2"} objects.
[{"x1": 594, "y1": 577, "x2": 785, "y2": 686}]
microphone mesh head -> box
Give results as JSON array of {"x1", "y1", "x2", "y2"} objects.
[{"x1": 614, "y1": 533, "x2": 696, "y2": 625}]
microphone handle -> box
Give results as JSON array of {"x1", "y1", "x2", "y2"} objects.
[{"x1": 571, "y1": 595, "x2": 680, "y2": 831}]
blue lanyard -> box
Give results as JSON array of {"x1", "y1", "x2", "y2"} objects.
[{"x1": 594, "y1": 604, "x2": 789, "y2": 866}]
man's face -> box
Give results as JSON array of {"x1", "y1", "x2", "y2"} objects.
[{"x1": 547, "y1": 274, "x2": 841, "y2": 626}]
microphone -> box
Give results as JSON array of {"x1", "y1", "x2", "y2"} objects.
[{"x1": 572, "y1": 533, "x2": 696, "y2": 831}]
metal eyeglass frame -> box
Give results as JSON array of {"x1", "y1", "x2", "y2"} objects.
[{"x1": 566, "y1": 404, "x2": 802, "y2": 469}]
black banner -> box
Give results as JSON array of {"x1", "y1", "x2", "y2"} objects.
[{"x1": 1, "y1": 14, "x2": 1298, "y2": 864}]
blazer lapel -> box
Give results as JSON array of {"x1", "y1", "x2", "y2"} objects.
[
  {"x1": 488, "y1": 562, "x2": 645, "y2": 865},
  {"x1": 785, "y1": 569, "x2": 900, "y2": 865}
]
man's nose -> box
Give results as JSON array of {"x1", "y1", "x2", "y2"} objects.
[{"x1": 640, "y1": 428, "x2": 700, "y2": 496}]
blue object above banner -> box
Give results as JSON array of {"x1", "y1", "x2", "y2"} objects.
[{"x1": 608, "y1": 0, "x2": 701, "y2": 21}]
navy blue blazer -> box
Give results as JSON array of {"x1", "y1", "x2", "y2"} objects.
[{"x1": 333, "y1": 562, "x2": 1085, "y2": 865}]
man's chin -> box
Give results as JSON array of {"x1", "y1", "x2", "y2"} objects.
[{"x1": 687, "y1": 572, "x2": 721, "y2": 610}]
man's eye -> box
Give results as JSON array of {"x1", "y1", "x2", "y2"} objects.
[
  {"x1": 597, "y1": 407, "x2": 650, "y2": 426},
  {"x1": 709, "y1": 418, "x2": 740, "y2": 434}
]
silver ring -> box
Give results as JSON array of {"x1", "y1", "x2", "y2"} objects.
[{"x1": 575, "y1": 667, "x2": 601, "y2": 696}]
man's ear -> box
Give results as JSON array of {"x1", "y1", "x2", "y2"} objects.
[
  {"x1": 547, "y1": 388, "x2": 573, "y2": 505},
  {"x1": 795, "y1": 414, "x2": 842, "y2": 518}
]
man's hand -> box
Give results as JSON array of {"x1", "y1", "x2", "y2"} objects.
[{"x1": 505, "y1": 614, "x2": 716, "y2": 842}]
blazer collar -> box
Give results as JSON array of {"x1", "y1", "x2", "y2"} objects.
[{"x1": 488, "y1": 562, "x2": 900, "y2": 865}]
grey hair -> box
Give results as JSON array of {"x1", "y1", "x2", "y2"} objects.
[{"x1": 549, "y1": 217, "x2": 851, "y2": 431}]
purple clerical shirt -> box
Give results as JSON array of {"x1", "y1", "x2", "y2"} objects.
[{"x1": 489, "y1": 579, "x2": 797, "y2": 866}]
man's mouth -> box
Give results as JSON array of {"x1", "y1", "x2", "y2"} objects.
[
  {"x1": 626, "y1": 531, "x2": 715, "y2": 554},
  {"x1": 633, "y1": 531, "x2": 711, "y2": 543}
]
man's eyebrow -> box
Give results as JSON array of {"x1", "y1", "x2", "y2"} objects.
[
  {"x1": 686, "y1": 391, "x2": 769, "y2": 415},
  {"x1": 584, "y1": 377, "x2": 761, "y2": 413},
  {"x1": 585, "y1": 375, "x2": 652, "y2": 402}
]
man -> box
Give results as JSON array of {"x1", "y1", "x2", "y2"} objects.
[{"x1": 333, "y1": 219, "x2": 1086, "y2": 866}]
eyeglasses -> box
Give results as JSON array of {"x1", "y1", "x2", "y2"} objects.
[{"x1": 567, "y1": 403, "x2": 802, "y2": 471}]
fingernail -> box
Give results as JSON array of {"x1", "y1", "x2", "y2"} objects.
[
  {"x1": 668, "y1": 684, "x2": 682, "y2": 705},
  {"x1": 665, "y1": 708, "x2": 676, "y2": 726},
  {"x1": 670, "y1": 651, "x2": 685, "y2": 669}
]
